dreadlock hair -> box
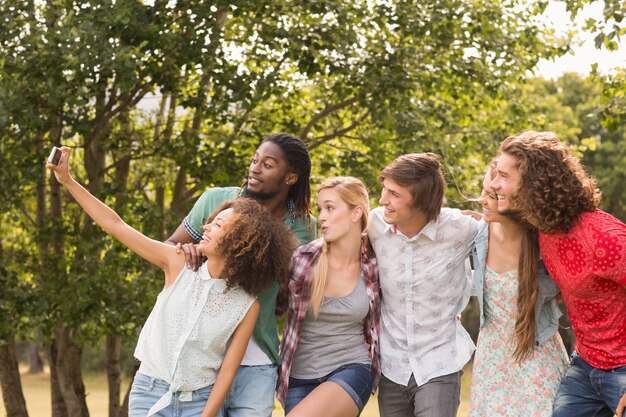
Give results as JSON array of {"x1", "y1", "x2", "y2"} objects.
[
  {"x1": 261, "y1": 133, "x2": 312, "y2": 223},
  {"x1": 205, "y1": 199, "x2": 297, "y2": 295}
]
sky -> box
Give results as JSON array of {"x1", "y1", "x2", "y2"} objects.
[{"x1": 536, "y1": 1, "x2": 626, "y2": 79}]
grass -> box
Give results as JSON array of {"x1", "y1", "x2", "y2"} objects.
[
  {"x1": 0, "y1": 371, "x2": 130, "y2": 417},
  {"x1": 1, "y1": 365, "x2": 471, "y2": 417}
]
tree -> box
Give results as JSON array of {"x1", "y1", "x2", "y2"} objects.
[
  {"x1": 561, "y1": 0, "x2": 626, "y2": 128},
  {"x1": 507, "y1": 73, "x2": 625, "y2": 220},
  {"x1": 0, "y1": 1, "x2": 568, "y2": 415}
]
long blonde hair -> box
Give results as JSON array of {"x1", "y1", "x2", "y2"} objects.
[{"x1": 309, "y1": 177, "x2": 370, "y2": 317}]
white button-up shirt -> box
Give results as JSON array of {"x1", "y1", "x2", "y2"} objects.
[{"x1": 368, "y1": 207, "x2": 480, "y2": 386}]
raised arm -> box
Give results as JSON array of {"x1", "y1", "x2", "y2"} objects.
[
  {"x1": 46, "y1": 147, "x2": 183, "y2": 282},
  {"x1": 199, "y1": 300, "x2": 260, "y2": 417}
]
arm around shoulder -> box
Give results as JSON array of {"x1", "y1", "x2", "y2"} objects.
[{"x1": 165, "y1": 223, "x2": 195, "y2": 246}]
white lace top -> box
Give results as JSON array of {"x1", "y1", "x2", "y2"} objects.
[{"x1": 134, "y1": 263, "x2": 255, "y2": 416}]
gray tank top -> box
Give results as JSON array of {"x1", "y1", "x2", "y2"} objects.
[{"x1": 290, "y1": 276, "x2": 371, "y2": 379}]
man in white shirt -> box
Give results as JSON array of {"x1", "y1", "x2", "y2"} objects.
[{"x1": 368, "y1": 153, "x2": 481, "y2": 417}]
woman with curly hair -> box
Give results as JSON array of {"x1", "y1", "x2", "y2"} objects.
[
  {"x1": 46, "y1": 147, "x2": 295, "y2": 417},
  {"x1": 490, "y1": 131, "x2": 626, "y2": 417},
  {"x1": 469, "y1": 162, "x2": 568, "y2": 417},
  {"x1": 277, "y1": 177, "x2": 380, "y2": 417}
]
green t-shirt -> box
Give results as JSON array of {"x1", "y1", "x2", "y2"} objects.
[{"x1": 183, "y1": 186, "x2": 316, "y2": 364}]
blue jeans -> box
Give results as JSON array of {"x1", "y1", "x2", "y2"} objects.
[
  {"x1": 284, "y1": 363, "x2": 373, "y2": 414},
  {"x1": 128, "y1": 373, "x2": 220, "y2": 417},
  {"x1": 220, "y1": 364, "x2": 277, "y2": 417},
  {"x1": 552, "y1": 352, "x2": 626, "y2": 417}
]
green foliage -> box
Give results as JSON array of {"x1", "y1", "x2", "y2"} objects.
[
  {"x1": 509, "y1": 73, "x2": 626, "y2": 219},
  {"x1": 0, "y1": 0, "x2": 590, "y2": 412},
  {"x1": 0, "y1": 0, "x2": 571, "y2": 332},
  {"x1": 600, "y1": 67, "x2": 626, "y2": 129},
  {"x1": 561, "y1": 0, "x2": 626, "y2": 127}
]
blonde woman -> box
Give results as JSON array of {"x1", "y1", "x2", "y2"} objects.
[
  {"x1": 277, "y1": 177, "x2": 380, "y2": 417},
  {"x1": 468, "y1": 164, "x2": 568, "y2": 416}
]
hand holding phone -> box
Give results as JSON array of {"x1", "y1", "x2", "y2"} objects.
[
  {"x1": 45, "y1": 146, "x2": 73, "y2": 185},
  {"x1": 47, "y1": 146, "x2": 62, "y2": 166}
]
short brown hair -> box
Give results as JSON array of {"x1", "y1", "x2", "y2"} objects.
[
  {"x1": 206, "y1": 199, "x2": 297, "y2": 295},
  {"x1": 500, "y1": 131, "x2": 601, "y2": 233},
  {"x1": 379, "y1": 152, "x2": 445, "y2": 222}
]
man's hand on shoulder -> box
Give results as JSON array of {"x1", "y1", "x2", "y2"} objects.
[
  {"x1": 165, "y1": 223, "x2": 202, "y2": 271},
  {"x1": 175, "y1": 242, "x2": 204, "y2": 271}
]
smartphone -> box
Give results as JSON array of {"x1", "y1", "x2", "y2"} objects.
[{"x1": 47, "y1": 146, "x2": 62, "y2": 166}]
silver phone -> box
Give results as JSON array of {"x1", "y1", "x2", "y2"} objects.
[{"x1": 47, "y1": 146, "x2": 62, "y2": 166}]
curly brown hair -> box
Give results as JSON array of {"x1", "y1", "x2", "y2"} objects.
[
  {"x1": 500, "y1": 131, "x2": 601, "y2": 234},
  {"x1": 205, "y1": 199, "x2": 297, "y2": 295}
]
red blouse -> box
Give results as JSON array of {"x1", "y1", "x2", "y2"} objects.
[{"x1": 539, "y1": 210, "x2": 626, "y2": 370}]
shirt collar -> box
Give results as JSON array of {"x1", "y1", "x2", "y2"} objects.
[
  {"x1": 299, "y1": 238, "x2": 325, "y2": 254},
  {"x1": 381, "y1": 216, "x2": 439, "y2": 241},
  {"x1": 299, "y1": 237, "x2": 373, "y2": 262},
  {"x1": 198, "y1": 263, "x2": 227, "y2": 291}
]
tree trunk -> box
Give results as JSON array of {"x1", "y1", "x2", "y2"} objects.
[
  {"x1": 26, "y1": 342, "x2": 45, "y2": 374},
  {"x1": 0, "y1": 237, "x2": 29, "y2": 417},
  {"x1": 53, "y1": 327, "x2": 89, "y2": 417},
  {"x1": 0, "y1": 336, "x2": 29, "y2": 417},
  {"x1": 116, "y1": 364, "x2": 138, "y2": 417},
  {"x1": 47, "y1": 343, "x2": 69, "y2": 417},
  {"x1": 105, "y1": 336, "x2": 121, "y2": 417},
  {"x1": 35, "y1": 136, "x2": 48, "y2": 271}
]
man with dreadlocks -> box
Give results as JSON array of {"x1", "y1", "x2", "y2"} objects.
[{"x1": 166, "y1": 132, "x2": 316, "y2": 417}]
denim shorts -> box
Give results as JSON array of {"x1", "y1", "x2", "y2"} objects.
[
  {"x1": 129, "y1": 372, "x2": 221, "y2": 417},
  {"x1": 284, "y1": 363, "x2": 373, "y2": 414}
]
